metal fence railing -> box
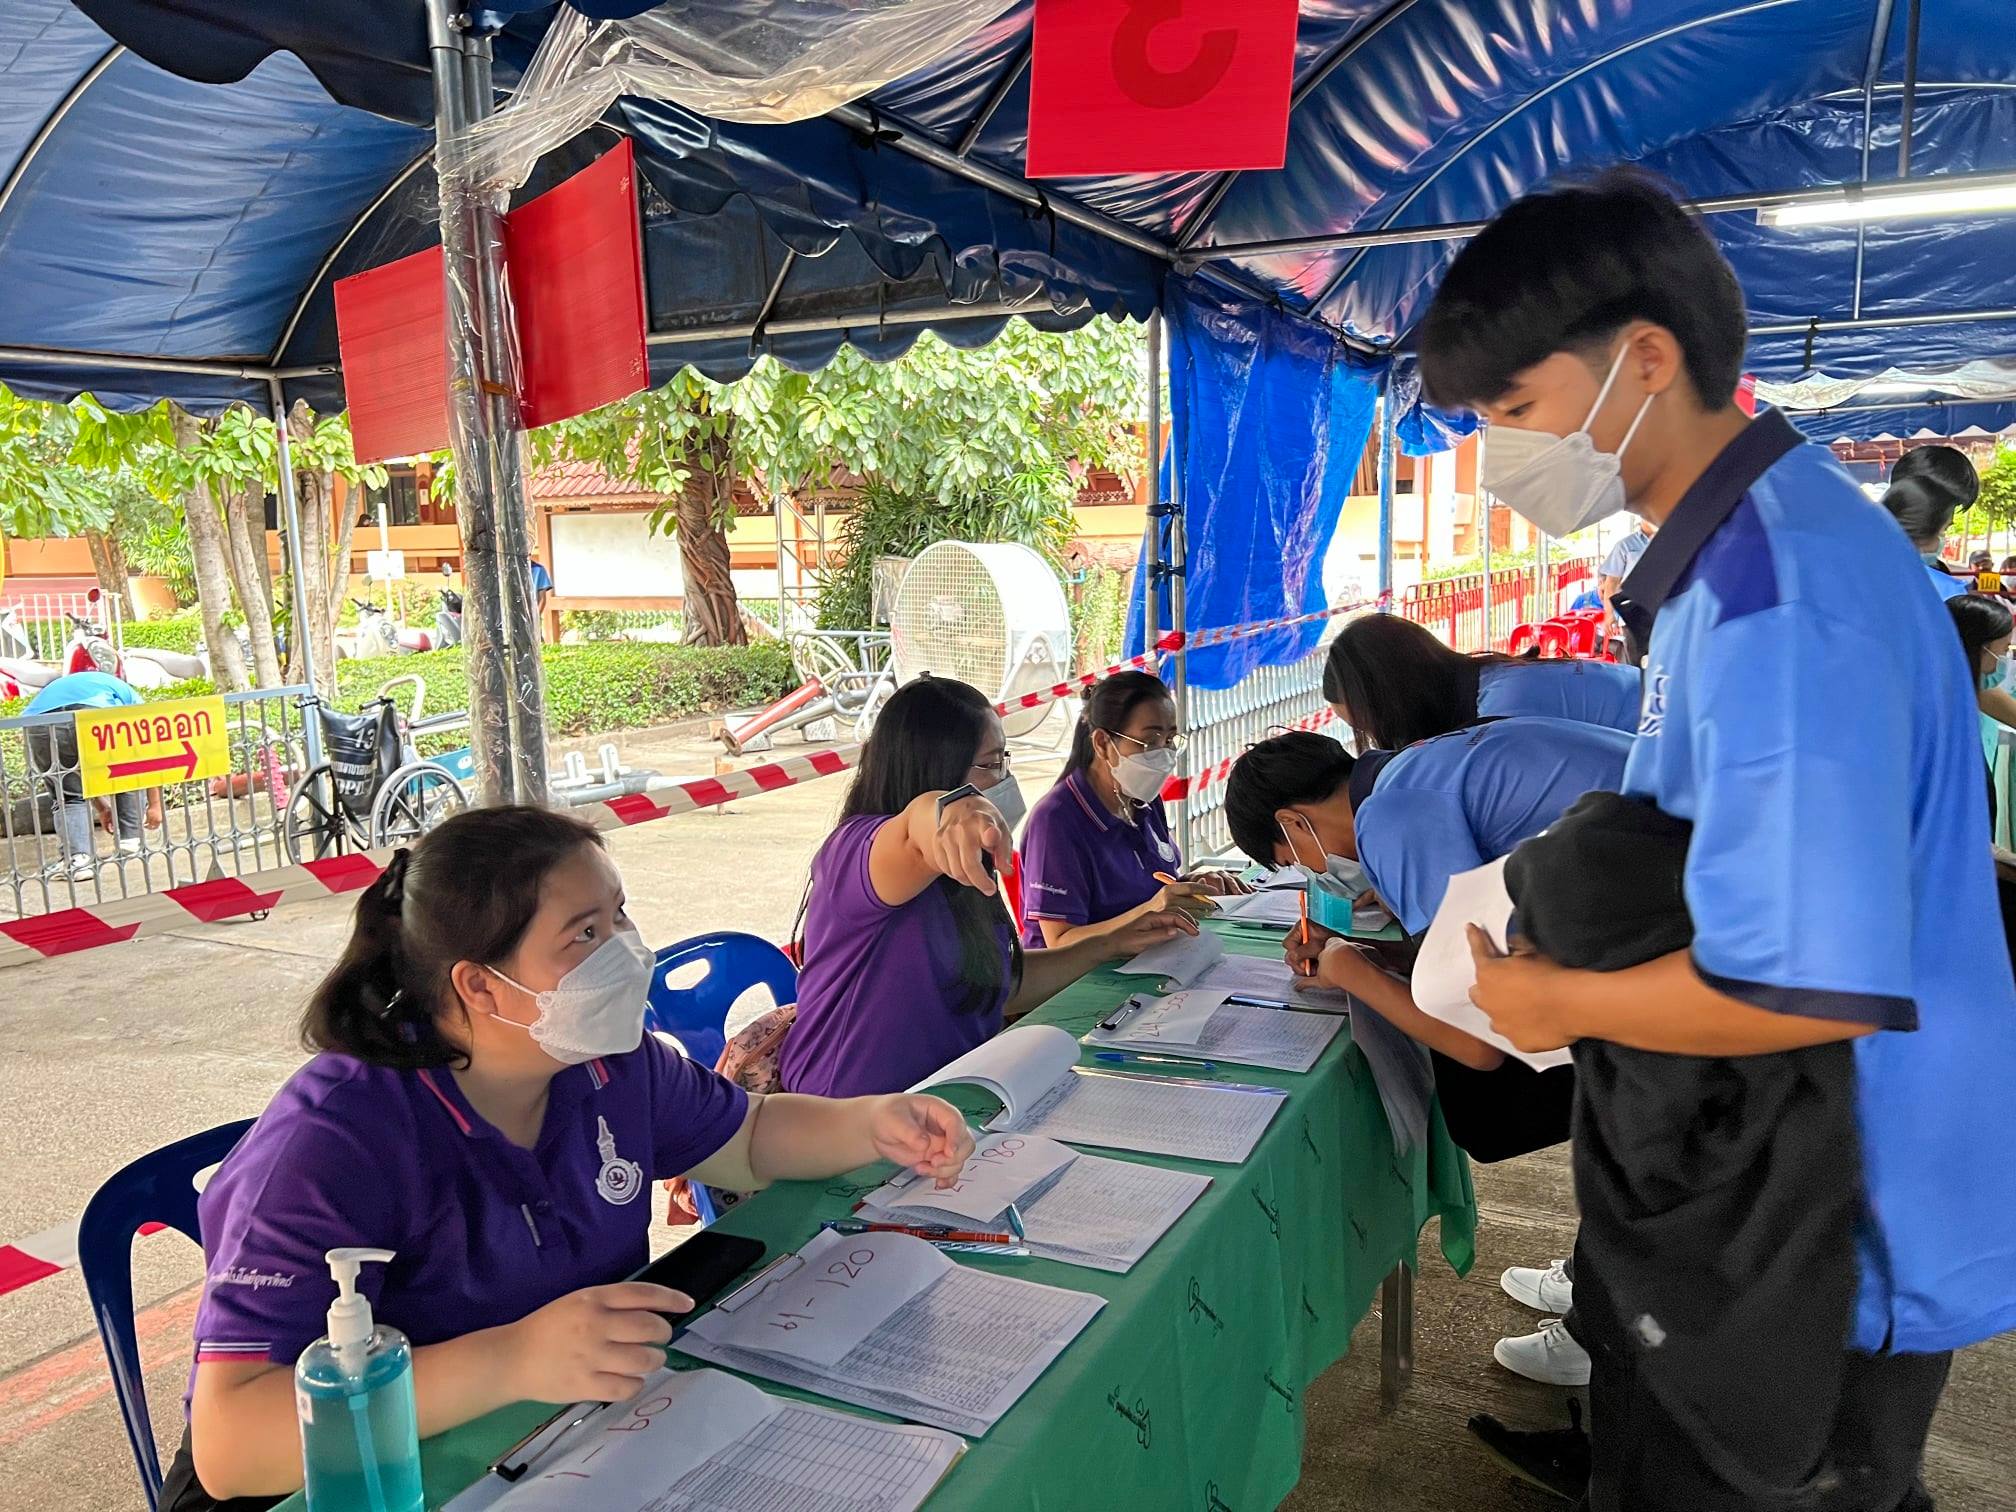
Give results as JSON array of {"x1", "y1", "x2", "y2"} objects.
[
  {"x1": 1395, "y1": 557, "x2": 1597, "y2": 653},
  {"x1": 0, "y1": 587, "x2": 125, "y2": 664},
  {"x1": 0, "y1": 685, "x2": 320, "y2": 921},
  {"x1": 1173, "y1": 646, "x2": 1331, "y2": 862}
]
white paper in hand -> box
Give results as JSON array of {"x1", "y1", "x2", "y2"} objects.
[
  {"x1": 881, "y1": 1132, "x2": 1077, "y2": 1222},
  {"x1": 1413, "y1": 857, "x2": 1572, "y2": 1072}
]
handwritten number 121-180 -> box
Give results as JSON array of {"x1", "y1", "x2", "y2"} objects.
[{"x1": 766, "y1": 1250, "x2": 877, "y2": 1333}]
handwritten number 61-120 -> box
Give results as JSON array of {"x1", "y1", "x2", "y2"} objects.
[{"x1": 765, "y1": 1249, "x2": 877, "y2": 1331}]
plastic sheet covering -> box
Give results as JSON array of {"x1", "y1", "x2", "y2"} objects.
[
  {"x1": 1756, "y1": 359, "x2": 2016, "y2": 412},
  {"x1": 1126, "y1": 277, "x2": 1382, "y2": 691},
  {"x1": 1389, "y1": 356, "x2": 1478, "y2": 458},
  {"x1": 459, "y1": 0, "x2": 1019, "y2": 194}
]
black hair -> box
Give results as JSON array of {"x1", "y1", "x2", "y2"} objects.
[
  {"x1": 1223, "y1": 732, "x2": 1356, "y2": 868},
  {"x1": 301, "y1": 805, "x2": 604, "y2": 1070},
  {"x1": 1882, "y1": 473, "x2": 1965, "y2": 549},
  {"x1": 1418, "y1": 170, "x2": 1747, "y2": 412},
  {"x1": 1890, "y1": 444, "x2": 1980, "y2": 511},
  {"x1": 1063, "y1": 670, "x2": 1175, "y2": 779},
  {"x1": 820, "y1": 675, "x2": 1022, "y2": 1015},
  {"x1": 1321, "y1": 614, "x2": 1515, "y2": 752},
  {"x1": 1948, "y1": 593, "x2": 2013, "y2": 677}
]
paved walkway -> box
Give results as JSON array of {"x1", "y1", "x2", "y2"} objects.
[{"x1": 1, "y1": 720, "x2": 2010, "y2": 1509}]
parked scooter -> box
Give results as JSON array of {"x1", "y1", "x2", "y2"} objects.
[
  {"x1": 0, "y1": 610, "x2": 123, "y2": 694},
  {"x1": 353, "y1": 599, "x2": 439, "y2": 656},
  {"x1": 434, "y1": 587, "x2": 464, "y2": 650}
]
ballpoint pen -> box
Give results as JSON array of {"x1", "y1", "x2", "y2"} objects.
[{"x1": 1096, "y1": 1050, "x2": 1218, "y2": 1071}]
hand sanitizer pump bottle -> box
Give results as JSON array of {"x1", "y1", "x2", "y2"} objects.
[{"x1": 294, "y1": 1247, "x2": 424, "y2": 1512}]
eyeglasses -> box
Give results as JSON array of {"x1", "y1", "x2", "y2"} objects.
[
  {"x1": 971, "y1": 751, "x2": 1014, "y2": 778},
  {"x1": 1105, "y1": 729, "x2": 1187, "y2": 754}
]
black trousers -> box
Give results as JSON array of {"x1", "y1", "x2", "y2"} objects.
[{"x1": 1430, "y1": 1052, "x2": 1576, "y2": 1164}]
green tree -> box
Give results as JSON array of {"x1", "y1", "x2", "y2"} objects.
[
  {"x1": 1973, "y1": 442, "x2": 2016, "y2": 558},
  {"x1": 524, "y1": 318, "x2": 1144, "y2": 643}
]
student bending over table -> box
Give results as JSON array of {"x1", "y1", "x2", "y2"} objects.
[
  {"x1": 779, "y1": 675, "x2": 1196, "y2": 1100},
  {"x1": 1321, "y1": 611, "x2": 1642, "y2": 753},
  {"x1": 1018, "y1": 671, "x2": 1248, "y2": 948},
  {"x1": 164, "y1": 806, "x2": 974, "y2": 1511},
  {"x1": 1223, "y1": 718, "x2": 1629, "y2": 1389}
]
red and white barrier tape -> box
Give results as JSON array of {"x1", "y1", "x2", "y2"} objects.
[
  {"x1": 0, "y1": 1216, "x2": 167, "y2": 1298},
  {"x1": 0, "y1": 604, "x2": 1367, "y2": 974},
  {"x1": 1160, "y1": 707, "x2": 1340, "y2": 803}
]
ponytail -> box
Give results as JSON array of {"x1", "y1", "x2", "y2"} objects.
[{"x1": 299, "y1": 807, "x2": 605, "y2": 1070}]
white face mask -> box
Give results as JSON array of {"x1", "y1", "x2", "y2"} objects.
[
  {"x1": 1112, "y1": 745, "x2": 1178, "y2": 804},
  {"x1": 488, "y1": 928, "x2": 655, "y2": 1066},
  {"x1": 985, "y1": 771, "x2": 1027, "y2": 834},
  {"x1": 1279, "y1": 814, "x2": 1367, "y2": 897},
  {"x1": 1482, "y1": 344, "x2": 1656, "y2": 538}
]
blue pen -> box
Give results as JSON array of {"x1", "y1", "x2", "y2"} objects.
[{"x1": 1095, "y1": 1050, "x2": 1218, "y2": 1072}]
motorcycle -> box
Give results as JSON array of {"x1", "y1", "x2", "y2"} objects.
[
  {"x1": 0, "y1": 609, "x2": 124, "y2": 695},
  {"x1": 434, "y1": 587, "x2": 464, "y2": 651},
  {"x1": 353, "y1": 599, "x2": 439, "y2": 656}
]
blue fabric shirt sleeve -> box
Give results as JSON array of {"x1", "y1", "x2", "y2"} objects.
[
  {"x1": 1354, "y1": 789, "x2": 1488, "y2": 937},
  {"x1": 1018, "y1": 799, "x2": 1095, "y2": 926},
  {"x1": 1684, "y1": 605, "x2": 1917, "y2": 1029}
]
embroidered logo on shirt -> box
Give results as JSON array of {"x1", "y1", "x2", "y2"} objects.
[
  {"x1": 594, "y1": 1114, "x2": 644, "y2": 1206},
  {"x1": 209, "y1": 1266, "x2": 296, "y2": 1291},
  {"x1": 1026, "y1": 880, "x2": 1069, "y2": 896},
  {"x1": 1638, "y1": 667, "x2": 1669, "y2": 738},
  {"x1": 1155, "y1": 836, "x2": 1175, "y2": 861}
]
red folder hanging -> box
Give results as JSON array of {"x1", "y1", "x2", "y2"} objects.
[
  {"x1": 1026, "y1": 0, "x2": 1299, "y2": 177},
  {"x1": 334, "y1": 139, "x2": 649, "y2": 464}
]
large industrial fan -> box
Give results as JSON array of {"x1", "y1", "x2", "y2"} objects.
[{"x1": 889, "y1": 542, "x2": 1073, "y2": 737}]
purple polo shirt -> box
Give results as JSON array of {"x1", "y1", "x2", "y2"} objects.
[
  {"x1": 1018, "y1": 768, "x2": 1178, "y2": 945},
  {"x1": 780, "y1": 814, "x2": 1012, "y2": 1098},
  {"x1": 191, "y1": 1038, "x2": 746, "y2": 1378}
]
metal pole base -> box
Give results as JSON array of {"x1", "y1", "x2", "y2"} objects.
[{"x1": 1380, "y1": 1262, "x2": 1415, "y2": 1412}]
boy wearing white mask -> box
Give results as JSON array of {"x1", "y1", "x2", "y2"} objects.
[
  {"x1": 1018, "y1": 671, "x2": 1248, "y2": 948},
  {"x1": 1423, "y1": 171, "x2": 2016, "y2": 1511}
]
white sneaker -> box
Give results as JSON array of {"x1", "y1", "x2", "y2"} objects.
[
  {"x1": 1494, "y1": 1318, "x2": 1592, "y2": 1387},
  {"x1": 1501, "y1": 1257, "x2": 1575, "y2": 1314},
  {"x1": 63, "y1": 854, "x2": 98, "y2": 882},
  {"x1": 117, "y1": 838, "x2": 143, "y2": 856}
]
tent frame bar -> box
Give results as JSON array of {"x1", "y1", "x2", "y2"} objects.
[
  {"x1": 641, "y1": 291, "x2": 1077, "y2": 347},
  {"x1": 0, "y1": 345, "x2": 280, "y2": 380},
  {"x1": 1752, "y1": 306, "x2": 2016, "y2": 335},
  {"x1": 0, "y1": 44, "x2": 124, "y2": 226},
  {"x1": 1187, "y1": 165, "x2": 2016, "y2": 265}
]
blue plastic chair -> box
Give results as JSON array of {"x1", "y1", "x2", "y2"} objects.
[
  {"x1": 646, "y1": 934, "x2": 797, "y2": 1226},
  {"x1": 645, "y1": 932, "x2": 798, "y2": 1073},
  {"x1": 77, "y1": 1118, "x2": 253, "y2": 1510}
]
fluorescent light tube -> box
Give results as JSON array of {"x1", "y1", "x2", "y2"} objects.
[{"x1": 1759, "y1": 179, "x2": 2016, "y2": 228}]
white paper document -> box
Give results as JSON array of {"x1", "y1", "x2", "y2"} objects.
[
  {"x1": 1115, "y1": 928, "x2": 1225, "y2": 987},
  {"x1": 1020, "y1": 1068, "x2": 1285, "y2": 1163},
  {"x1": 1085, "y1": 988, "x2": 1225, "y2": 1046},
  {"x1": 860, "y1": 1139, "x2": 1210, "y2": 1273},
  {"x1": 915, "y1": 1023, "x2": 1285, "y2": 1162},
  {"x1": 1189, "y1": 953, "x2": 1352, "y2": 1011},
  {"x1": 678, "y1": 1240, "x2": 1105, "y2": 1437},
  {"x1": 1212, "y1": 888, "x2": 1307, "y2": 927},
  {"x1": 879, "y1": 1131, "x2": 1078, "y2": 1223},
  {"x1": 692, "y1": 1227, "x2": 948, "y2": 1367},
  {"x1": 448, "y1": 1367, "x2": 963, "y2": 1512},
  {"x1": 1413, "y1": 856, "x2": 1572, "y2": 1072},
  {"x1": 1088, "y1": 991, "x2": 1344, "y2": 1074}
]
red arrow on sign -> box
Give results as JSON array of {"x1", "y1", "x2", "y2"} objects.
[{"x1": 108, "y1": 741, "x2": 199, "y2": 782}]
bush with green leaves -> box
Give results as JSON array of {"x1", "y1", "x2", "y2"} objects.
[
  {"x1": 121, "y1": 612, "x2": 205, "y2": 654},
  {"x1": 1068, "y1": 564, "x2": 1133, "y2": 673}
]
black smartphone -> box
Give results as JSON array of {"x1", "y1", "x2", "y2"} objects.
[{"x1": 633, "y1": 1230, "x2": 766, "y2": 1322}]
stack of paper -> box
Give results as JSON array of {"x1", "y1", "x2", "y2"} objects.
[
  {"x1": 676, "y1": 1229, "x2": 1104, "y2": 1437},
  {"x1": 858, "y1": 1131, "x2": 1210, "y2": 1273},
  {"x1": 1115, "y1": 929, "x2": 1225, "y2": 987},
  {"x1": 1212, "y1": 888, "x2": 1307, "y2": 927},
  {"x1": 917, "y1": 1025, "x2": 1288, "y2": 1163},
  {"x1": 1086, "y1": 988, "x2": 1345, "y2": 1073},
  {"x1": 449, "y1": 1367, "x2": 963, "y2": 1512},
  {"x1": 1190, "y1": 953, "x2": 1351, "y2": 1011}
]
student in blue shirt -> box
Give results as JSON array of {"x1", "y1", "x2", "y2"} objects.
[
  {"x1": 1422, "y1": 171, "x2": 2016, "y2": 1512},
  {"x1": 1879, "y1": 447, "x2": 1979, "y2": 604},
  {"x1": 23, "y1": 669, "x2": 149, "y2": 880},
  {"x1": 1321, "y1": 612, "x2": 1640, "y2": 753}
]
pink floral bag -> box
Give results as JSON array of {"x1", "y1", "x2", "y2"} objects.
[{"x1": 664, "y1": 1002, "x2": 797, "y2": 1225}]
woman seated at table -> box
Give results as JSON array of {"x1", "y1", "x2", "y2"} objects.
[
  {"x1": 166, "y1": 806, "x2": 974, "y2": 1511},
  {"x1": 1948, "y1": 593, "x2": 2016, "y2": 810},
  {"x1": 1321, "y1": 611, "x2": 1640, "y2": 753},
  {"x1": 779, "y1": 674, "x2": 1196, "y2": 1100},
  {"x1": 1018, "y1": 671, "x2": 1247, "y2": 948},
  {"x1": 1882, "y1": 442, "x2": 1980, "y2": 602}
]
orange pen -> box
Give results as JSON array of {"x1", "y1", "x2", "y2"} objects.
[{"x1": 1297, "y1": 890, "x2": 1313, "y2": 976}]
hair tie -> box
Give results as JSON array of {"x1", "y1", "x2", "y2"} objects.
[{"x1": 377, "y1": 849, "x2": 411, "y2": 907}]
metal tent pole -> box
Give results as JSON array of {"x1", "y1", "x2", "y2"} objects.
[
  {"x1": 267, "y1": 381, "x2": 325, "y2": 768},
  {"x1": 427, "y1": 0, "x2": 514, "y2": 806},
  {"x1": 1478, "y1": 429, "x2": 1493, "y2": 650},
  {"x1": 1374, "y1": 391, "x2": 1396, "y2": 603},
  {"x1": 1143, "y1": 311, "x2": 1162, "y2": 658},
  {"x1": 462, "y1": 33, "x2": 550, "y2": 806}
]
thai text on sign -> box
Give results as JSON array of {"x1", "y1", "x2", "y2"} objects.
[{"x1": 76, "y1": 697, "x2": 230, "y2": 797}]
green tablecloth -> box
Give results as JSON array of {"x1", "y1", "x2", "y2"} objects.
[{"x1": 277, "y1": 923, "x2": 1475, "y2": 1511}]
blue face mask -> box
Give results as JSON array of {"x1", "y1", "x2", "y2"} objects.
[
  {"x1": 1982, "y1": 655, "x2": 2012, "y2": 694},
  {"x1": 1280, "y1": 815, "x2": 1366, "y2": 931}
]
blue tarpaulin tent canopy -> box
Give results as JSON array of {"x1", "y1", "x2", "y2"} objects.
[{"x1": 3, "y1": 1, "x2": 2014, "y2": 708}]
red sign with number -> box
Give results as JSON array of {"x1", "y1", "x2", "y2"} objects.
[
  {"x1": 1026, "y1": 0, "x2": 1299, "y2": 177},
  {"x1": 333, "y1": 245, "x2": 447, "y2": 465}
]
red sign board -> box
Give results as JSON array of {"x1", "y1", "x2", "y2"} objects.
[
  {"x1": 1026, "y1": 0, "x2": 1299, "y2": 177},
  {"x1": 333, "y1": 245, "x2": 447, "y2": 465},
  {"x1": 1735, "y1": 372, "x2": 1759, "y2": 416},
  {"x1": 507, "y1": 138, "x2": 650, "y2": 430},
  {"x1": 334, "y1": 140, "x2": 649, "y2": 464}
]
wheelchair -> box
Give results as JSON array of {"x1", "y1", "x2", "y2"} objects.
[{"x1": 281, "y1": 676, "x2": 471, "y2": 862}]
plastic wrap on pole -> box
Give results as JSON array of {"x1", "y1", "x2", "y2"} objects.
[{"x1": 458, "y1": 0, "x2": 1018, "y2": 195}]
